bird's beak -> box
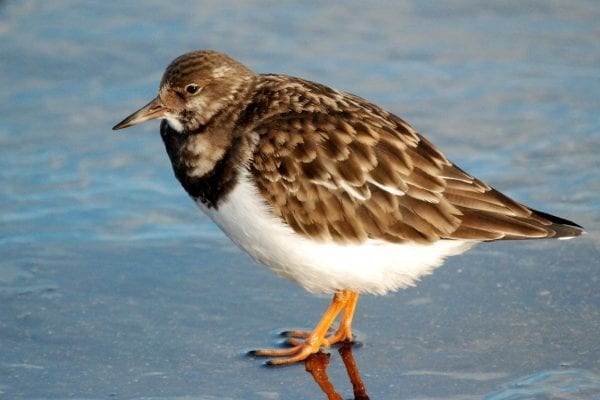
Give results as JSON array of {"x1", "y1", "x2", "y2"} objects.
[{"x1": 112, "y1": 96, "x2": 167, "y2": 130}]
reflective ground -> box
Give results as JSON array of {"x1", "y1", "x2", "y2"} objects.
[{"x1": 1, "y1": 2, "x2": 599, "y2": 399}]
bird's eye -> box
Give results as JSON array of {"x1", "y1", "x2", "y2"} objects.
[{"x1": 185, "y1": 84, "x2": 200, "y2": 94}]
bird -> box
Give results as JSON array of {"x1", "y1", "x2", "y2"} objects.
[{"x1": 113, "y1": 50, "x2": 583, "y2": 365}]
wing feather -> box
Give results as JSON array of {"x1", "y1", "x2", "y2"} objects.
[{"x1": 247, "y1": 75, "x2": 582, "y2": 243}]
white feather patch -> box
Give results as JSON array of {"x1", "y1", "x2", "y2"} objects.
[
  {"x1": 310, "y1": 179, "x2": 370, "y2": 201},
  {"x1": 197, "y1": 169, "x2": 476, "y2": 294},
  {"x1": 165, "y1": 116, "x2": 184, "y2": 133},
  {"x1": 310, "y1": 179, "x2": 338, "y2": 190},
  {"x1": 338, "y1": 181, "x2": 369, "y2": 201},
  {"x1": 366, "y1": 178, "x2": 406, "y2": 196}
]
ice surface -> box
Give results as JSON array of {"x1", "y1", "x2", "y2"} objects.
[{"x1": 1, "y1": 1, "x2": 598, "y2": 399}]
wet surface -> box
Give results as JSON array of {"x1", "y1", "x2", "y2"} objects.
[{"x1": 1, "y1": 1, "x2": 599, "y2": 399}]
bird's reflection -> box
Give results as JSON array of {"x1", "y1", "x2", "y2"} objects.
[{"x1": 304, "y1": 341, "x2": 370, "y2": 400}]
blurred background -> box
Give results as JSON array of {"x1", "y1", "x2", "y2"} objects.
[{"x1": 1, "y1": 1, "x2": 599, "y2": 399}]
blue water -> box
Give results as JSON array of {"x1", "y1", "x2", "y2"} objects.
[{"x1": 1, "y1": 1, "x2": 599, "y2": 399}]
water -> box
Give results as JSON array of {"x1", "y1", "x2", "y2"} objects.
[{"x1": 1, "y1": 1, "x2": 599, "y2": 399}]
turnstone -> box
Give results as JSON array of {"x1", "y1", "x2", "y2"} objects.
[{"x1": 113, "y1": 50, "x2": 583, "y2": 365}]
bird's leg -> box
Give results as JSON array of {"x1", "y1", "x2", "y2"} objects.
[
  {"x1": 324, "y1": 291, "x2": 359, "y2": 346},
  {"x1": 282, "y1": 290, "x2": 360, "y2": 347},
  {"x1": 251, "y1": 290, "x2": 352, "y2": 365}
]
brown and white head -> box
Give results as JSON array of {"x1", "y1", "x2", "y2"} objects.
[{"x1": 113, "y1": 50, "x2": 255, "y2": 134}]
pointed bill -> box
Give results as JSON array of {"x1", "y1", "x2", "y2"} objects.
[{"x1": 112, "y1": 96, "x2": 167, "y2": 130}]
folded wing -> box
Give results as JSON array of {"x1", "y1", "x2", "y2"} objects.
[{"x1": 248, "y1": 76, "x2": 583, "y2": 244}]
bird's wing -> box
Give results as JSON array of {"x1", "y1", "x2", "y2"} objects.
[{"x1": 248, "y1": 76, "x2": 580, "y2": 244}]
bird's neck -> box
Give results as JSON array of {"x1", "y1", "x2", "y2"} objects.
[
  {"x1": 160, "y1": 113, "x2": 255, "y2": 209},
  {"x1": 159, "y1": 77, "x2": 293, "y2": 209}
]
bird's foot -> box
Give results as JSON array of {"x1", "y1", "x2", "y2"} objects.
[
  {"x1": 282, "y1": 325, "x2": 353, "y2": 347},
  {"x1": 249, "y1": 326, "x2": 354, "y2": 365},
  {"x1": 249, "y1": 290, "x2": 359, "y2": 365}
]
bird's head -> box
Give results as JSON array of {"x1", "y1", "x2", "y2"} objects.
[{"x1": 113, "y1": 50, "x2": 255, "y2": 133}]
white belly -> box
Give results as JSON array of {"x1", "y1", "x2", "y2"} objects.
[{"x1": 198, "y1": 170, "x2": 475, "y2": 294}]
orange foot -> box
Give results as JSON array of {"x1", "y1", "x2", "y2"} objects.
[{"x1": 249, "y1": 290, "x2": 360, "y2": 365}]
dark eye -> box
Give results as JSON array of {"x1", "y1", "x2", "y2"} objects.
[{"x1": 185, "y1": 84, "x2": 200, "y2": 94}]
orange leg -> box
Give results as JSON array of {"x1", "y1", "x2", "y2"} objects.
[
  {"x1": 283, "y1": 291, "x2": 359, "y2": 346},
  {"x1": 251, "y1": 290, "x2": 359, "y2": 365},
  {"x1": 325, "y1": 291, "x2": 359, "y2": 345}
]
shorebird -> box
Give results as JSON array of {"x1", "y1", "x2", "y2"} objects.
[{"x1": 113, "y1": 50, "x2": 583, "y2": 365}]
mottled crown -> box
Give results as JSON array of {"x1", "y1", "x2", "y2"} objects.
[{"x1": 159, "y1": 50, "x2": 254, "y2": 90}]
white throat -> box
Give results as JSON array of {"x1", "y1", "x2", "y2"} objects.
[{"x1": 165, "y1": 116, "x2": 184, "y2": 132}]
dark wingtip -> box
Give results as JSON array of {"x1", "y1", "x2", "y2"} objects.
[
  {"x1": 530, "y1": 208, "x2": 585, "y2": 238},
  {"x1": 531, "y1": 208, "x2": 583, "y2": 229}
]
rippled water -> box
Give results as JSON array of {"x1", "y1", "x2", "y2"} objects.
[{"x1": 1, "y1": 1, "x2": 599, "y2": 399}]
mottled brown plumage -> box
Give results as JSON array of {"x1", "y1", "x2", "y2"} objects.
[
  {"x1": 113, "y1": 50, "x2": 583, "y2": 365},
  {"x1": 238, "y1": 74, "x2": 581, "y2": 244}
]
